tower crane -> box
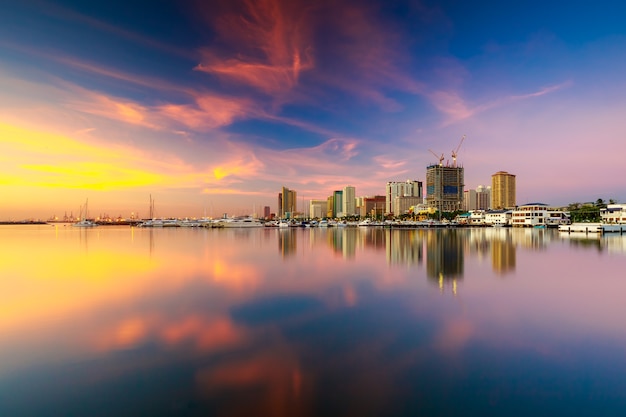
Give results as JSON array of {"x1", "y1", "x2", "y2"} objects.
[
  {"x1": 451, "y1": 134, "x2": 466, "y2": 167},
  {"x1": 428, "y1": 149, "x2": 445, "y2": 167}
]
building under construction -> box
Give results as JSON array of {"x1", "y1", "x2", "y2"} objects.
[
  {"x1": 426, "y1": 164, "x2": 464, "y2": 212},
  {"x1": 425, "y1": 135, "x2": 466, "y2": 213}
]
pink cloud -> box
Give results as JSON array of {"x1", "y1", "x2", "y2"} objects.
[
  {"x1": 157, "y1": 94, "x2": 252, "y2": 131},
  {"x1": 429, "y1": 81, "x2": 572, "y2": 126},
  {"x1": 194, "y1": 0, "x2": 314, "y2": 96},
  {"x1": 428, "y1": 90, "x2": 474, "y2": 122}
]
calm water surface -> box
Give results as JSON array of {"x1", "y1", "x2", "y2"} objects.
[{"x1": 2, "y1": 225, "x2": 626, "y2": 416}]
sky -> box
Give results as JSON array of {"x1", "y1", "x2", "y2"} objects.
[{"x1": 1, "y1": 0, "x2": 626, "y2": 219}]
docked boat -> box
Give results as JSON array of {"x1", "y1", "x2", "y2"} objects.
[
  {"x1": 72, "y1": 219, "x2": 98, "y2": 228},
  {"x1": 219, "y1": 217, "x2": 264, "y2": 228},
  {"x1": 139, "y1": 218, "x2": 163, "y2": 227},
  {"x1": 72, "y1": 199, "x2": 98, "y2": 227}
]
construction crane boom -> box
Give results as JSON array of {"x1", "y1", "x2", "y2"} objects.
[
  {"x1": 428, "y1": 149, "x2": 444, "y2": 166},
  {"x1": 451, "y1": 134, "x2": 466, "y2": 167}
]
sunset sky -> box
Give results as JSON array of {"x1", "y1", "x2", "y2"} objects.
[{"x1": 2, "y1": 0, "x2": 626, "y2": 219}]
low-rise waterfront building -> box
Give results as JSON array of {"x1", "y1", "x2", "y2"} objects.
[
  {"x1": 545, "y1": 211, "x2": 571, "y2": 227},
  {"x1": 485, "y1": 210, "x2": 512, "y2": 226},
  {"x1": 511, "y1": 203, "x2": 567, "y2": 227},
  {"x1": 600, "y1": 204, "x2": 626, "y2": 224},
  {"x1": 512, "y1": 203, "x2": 549, "y2": 227},
  {"x1": 468, "y1": 210, "x2": 486, "y2": 225}
]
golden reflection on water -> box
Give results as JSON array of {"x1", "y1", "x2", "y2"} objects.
[{"x1": 2, "y1": 225, "x2": 626, "y2": 415}]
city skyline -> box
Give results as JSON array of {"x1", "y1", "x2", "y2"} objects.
[{"x1": 2, "y1": 1, "x2": 626, "y2": 219}]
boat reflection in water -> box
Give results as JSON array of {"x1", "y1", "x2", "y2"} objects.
[{"x1": 2, "y1": 226, "x2": 626, "y2": 416}]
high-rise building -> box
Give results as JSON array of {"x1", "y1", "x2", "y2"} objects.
[
  {"x1": 394, "y1": 196, "x2": 422, "y2": 216},
  {"x1": 426, "y1": 165, "x2": 464, "y2": 212},
  {"x1": 342, "y1": 186, "x2": 356, "y2": 216},
  {"x1": 333, "y1": 190, "x2": 343, "y2": 217},
  {"x1": 386, "y1": 180, "x2": 423, "y2": 215},
  {"x1": 263, "y1": 206, "x2": 270, "y2": 219},
  {"x1": 360, "y1": 195, "x2": 386, "y2": 218},
  {"x1": 463, "y1": 189, "x2": 477, "y2": 211},
  {"x1": 476, "y1": 185, "x2": 491, "y2": 210},
  {"x1": 491, "y1": 171, "x2": 516, "y2": 209},
  {"x1": 309, "y1": 200, "x2": 327, "y2": 219},
  {"x1": 278, "y1": 186, "x2": 297, "y2": 218},
  {"x1": 327, "y1": 195, "x2": 334, "y2": 218},
  {"x1": 464, "y1": 186, "x2": 491, "y2": 211}
]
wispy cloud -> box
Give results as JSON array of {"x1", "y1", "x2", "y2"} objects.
[
  {"x1": 63, "y1": 85, "x2": 253, "y2": 132},
  {"x1": 429, "y1": 81, "x2": 573, "y2": 126},
  {"x1": 194, "y1": 0, "x2": 314, "y2": 96}
]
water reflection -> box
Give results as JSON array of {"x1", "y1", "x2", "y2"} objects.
[
  {"x1": 2, "y1": 225, "x2": 626, "y2": 416},
  {"x1": 278, "y1": 228, "x2": 297, "y2": 258}
]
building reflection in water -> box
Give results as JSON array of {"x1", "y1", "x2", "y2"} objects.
[
  {"x1": 426, "y1": 229, "x2": 464, "y2": 294},
  {"x1": 278, "y1": 228, "x2": 297, "y2": 258},
  {"x1": 489, "y1": 229, "x2": 516, "y2": 275},
  {"x1": 516, "y1": 228, "x2": 550, "y2": 249},
  {"x1": 309, "y1": 227, "x2": 542, "y2": 282},
  {"x1": 342, "y1": 228, "x2": 357, "y2": 259},
  {"x1": 326, "y1": 227, "x2": 357, "y2": 259},
  {"x1": 385, "y1": 229, "x2": 424, "y2": 266},
  {"x1": 360, "y1": 228, "x2": 386, "y2": 251}
]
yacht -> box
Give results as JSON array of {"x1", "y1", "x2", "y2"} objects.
[
  {"x1": 219, "y1": 217, "x2": 264, "y2": 228},
  {"x1": 72, "y1": 219, "x2": 98, "y2": 228},
  {"x1": 72, "y1": 199, "x2": 98, "y2": 227}
]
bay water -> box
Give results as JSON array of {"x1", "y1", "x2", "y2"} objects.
[{"x1": 1, "y1": 225, "x2": 626, "y2": 416}]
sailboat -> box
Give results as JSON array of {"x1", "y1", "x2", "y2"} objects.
[{"x1": 73, "y1": 199, "x2": 98, "y2": 227}]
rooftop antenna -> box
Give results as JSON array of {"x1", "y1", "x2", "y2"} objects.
[{"x1": 451, "y1": 134, "x2": 466, "y2": 168}]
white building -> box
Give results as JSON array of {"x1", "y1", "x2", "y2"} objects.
[
  {"x1": 309, "y1": 199, "x2": 328, "y2": 219},
  {"x1": 468, "y1": 210, "x2": 486, "y2": 225},
  {"x1": 600, "y1": 204, "x2": 626, "y2": 224},
  {"x1": 485, "y1": 210, "x2": 512, "y2": 226},
  {"x1": 386, "y1": 180, "x2": 422, "y2": 215},
  {"x1": 545, "y1": 211, "x2": 570, "y2": 226},
  {"x1": 512, "y1": 203, "x2": 550, "y2": 227}
]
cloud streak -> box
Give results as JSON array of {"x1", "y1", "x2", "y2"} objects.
[{"x1": 194, "y1": 0, "x2": 314, "y2": 96}]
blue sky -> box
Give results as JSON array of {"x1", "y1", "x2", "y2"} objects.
[{"x1": 1, "y1": 0, "x2": 626, "y2": 218}]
